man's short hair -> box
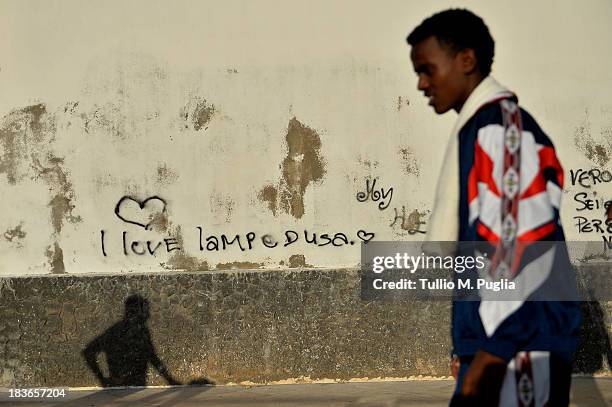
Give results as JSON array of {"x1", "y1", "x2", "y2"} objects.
[{"x1": 406, "y1": 9, "x2": 495, "y2": 77}]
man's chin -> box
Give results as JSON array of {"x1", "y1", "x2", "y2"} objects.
[{"x1": 432, "y1": 104, "x2": 451, "y2": 114}]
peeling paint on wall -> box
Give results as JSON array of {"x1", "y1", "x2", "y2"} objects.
[
  {"x1": 80, "y1": 103, "x2": 126, "y2": 139},
  {"x1": 396, "y1": 96, "x2": 409, "y2": 112},
  {"x1": 259, "y1": 118, "x2": 326, "y2": 219},
  {"x1": 0, "y1": 104, "x2": 81, "y2": 274},
  {"x1": 181, "y1": 97, "x2": 216, "y2": 131},
  {"x1": 357, "y1": 156, "x2": 379, "y2": 170},
  {"x1": 34, "y1": 154, "x2": 82, "y2": 245},
  {"x1": 149, "y1": 212, "x2": 170, "y2": 233},
  {"x1": 0, "y1": 104, "x2": 48, "y2": 184},
  {"x1": 193, "y1": 100, "x2": 216, "y2": 131},
  {"x1": 574, "y1": 116, "x2": 611, "y2": 167},
  {"x1": 209, "y1": 192, "x2": 235, "y2": 223},
  {"x1": 160, "y1": 226, "x2": 210, "y2": 271},
  {"x1": 156, "y1": 163, "x2": 179, "y2": 186},
  {"x1": 402, "y1": 209, "x2": 427, "y2": 232},
  {"x1": 288, "y1": 254, "x2": 312, "y2": 268},
  {"x1": 45, "y1": 242, "x2": 65, "y2": 274},
  {"x1": 258, "y1": 185, "x2": 278, "y2": 216},
  {"x1": 390, "y1": 207, "x2": 428, "y2": 235},
  {"x1": 47, "y1": 195, "x2": 79, "y2": 235},
  {"x1": 63, "y1": 101, "x2": 79, "y2": 114},
  {"x1": 3, "y1": 224, "x2": 26, "y2": 244},
  {"x1": 399, "y1": 147, "x2": 420, "y2": 177},
  {"x1": 0, "y1": 106, "x2": 81, "y2": 233}
]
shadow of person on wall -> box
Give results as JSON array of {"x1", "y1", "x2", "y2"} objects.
[{"x1": 82, "y1": 294, "x2": 181, "y2": 387}]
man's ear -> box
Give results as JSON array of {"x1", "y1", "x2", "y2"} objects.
[{"x1": 458, "y1": 48, "x2": 478, "y2": 74}]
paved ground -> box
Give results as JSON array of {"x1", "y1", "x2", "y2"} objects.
[{"x1": 0, "y1": 377, "x2": 610, "y2": 406}]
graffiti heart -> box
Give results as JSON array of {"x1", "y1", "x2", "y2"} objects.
[{"x1": 114, "y1": 196, "x2": 167, "y2": 230}]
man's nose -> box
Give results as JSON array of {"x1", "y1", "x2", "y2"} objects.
[{"x1": 417, "y1": 75, "x2": 429, "y2": 92}]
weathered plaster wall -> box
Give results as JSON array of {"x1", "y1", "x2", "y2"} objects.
[
  {"x1": 0, "y1": 0, "x2": 610, "y2": 388},
  {"x1": 0, "y1": 0, "x2": 611, "y2": 275}
]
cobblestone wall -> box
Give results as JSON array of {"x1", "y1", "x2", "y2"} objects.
[{"x1": 0, "y1": 264, "x2": 609, "y2": 387}]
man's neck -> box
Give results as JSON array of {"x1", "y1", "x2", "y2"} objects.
[{"x1": 453, "y1": 75, "x2": 486, "y2": 113}]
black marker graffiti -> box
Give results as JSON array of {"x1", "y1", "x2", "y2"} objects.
[
  {"x1": 100, "y1": 227, "x2": 376, "y2": 257},
  {"x1": 569, "y1": 168, "x2": 612, "y2": 188},
  {"x1": 196, "y1": 228, "x2": 375, "y2": 252},
  {"x1": 356, "y1": 178, "x2": 393, "y2": 210},
  {"x1": 114, "y1": 196, "x2": 167, "y2": 230},
  {"x1": 261, "y1": 234, "x2": 278, "y2": 248},
  {"x1": 573, "y1": 215, "x2": 612, "y2": 249},
  {"x1": 574, "y1": 192, "x2": 611, "y2": 212},
  {"x1": 100, "y1": 230, "x2": 107, "y2": 257},
  {"x1": 574, "y1": 217, "x2": 612, "y2": 235},
  {"x1": 196, "y1": 227, "x2": 256, "y2": 252},
  {"x1": 102, "y1": 196, "x2": 376, "y2": 259},
  {"x1": 99, "y1": 230, "x2": 181, "y2": 256},
  {"x1": 570, "y1": 168, "x2": 612, "y2": 248},
  {"x1": 356, "y1": 229, "x2": 375, "y2": 243},
  {"x1": 281, "y1": 230, "x2": 351, "y2": 247},
  {"x1": 603, "y1": 236, "x2": 612, "y2": 250}
]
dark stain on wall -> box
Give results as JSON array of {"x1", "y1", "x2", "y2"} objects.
[
  {"x1": 258, "y1": 185, "x2": 278, "y2": 216},
  {"x1": 64, "y1": 101, "x2": 79, "y2": 114},
  {"x1": 209, "y1": 192, "x2": 235, "y2": 223},
  {"x1": 0, "y1": 104, "x2": 81, "y2": 274},
  {"x1": 33, "y1": 156, "x2": 82, "y2": 238},
  {"x1": 156, "y1": 163, "x2": 179, "y2": 186},
  {"x1": 162, "y1": 226, "x2": 210, "y2": 271},
  {"x1": 574, "y1": 118, "x2": 611, "y2": 167},
  {"x1": 181, "y1": 97, "x2": 216, "y2": 132},
  {"x1": 259, "y1": 118, "x2": 326, "y2": 219},
  {"x1": 396, "y1": 96, "x2": 409, "y2": 112},
  {"x1": 149, "y1": 212, "x2": 170, "y2": 233},
  {"x1": 45, "y1": 242, "x2": 65, "y2": 274},
  {"x1": 403, "y1": 209, "x2": 427, "y2": 232},
  {"x1": 3, "y1": 223, "x2": 26, "y2": 244},
  {"x1": 193, "y1": 100, "x2": 215, "y2": 131},
  {"x1": 47, "y1": 195, "x2": 76, "y2": 235},
  {"x1": 399, "y1": 147, "x2": 420, "y2": 177},
  {"x1": 0, "y1": 121, "x2": 19, "y2": 184},
  {"x1": 288, "y1": 254, "x2": 312, "y2": 268},
  {"x1": 0, "y1": 104, "x2": 47, "y2": 184},
  {"x1": 357, "y1": 156, "x2": 379, "y2": 170},
  {"x1": 80, "y1": 103, "x2": 126, "y2": 139}
]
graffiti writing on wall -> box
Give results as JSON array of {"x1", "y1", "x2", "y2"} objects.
[
  {"x1": 114, "y1": 195, "x2": 167, "y2": 230},
  {"x1": 389, "y1": 206, "x2": 427, "y2": 235},
  {"x1": 356, "y1": 178, "x2": 393, "y2": 210},
  {"x1": 569, "y1": 168, "x2": 612, "y2": 248},
  {"x1": 100, "y1": 196, "x2": 376, "y2": 257},
  {"x1": 355, "y1": 176, "x2": 429, "y2": 235}
]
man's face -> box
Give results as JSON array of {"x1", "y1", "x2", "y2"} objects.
[{"x1": 410, "y1": 36, "x2": 472, "y2": 114}]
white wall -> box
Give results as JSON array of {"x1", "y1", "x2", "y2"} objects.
[{"x1": 0, "y1": 0, "x2": 610, "y2": 275}]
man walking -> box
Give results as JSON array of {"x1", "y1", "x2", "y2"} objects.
[{"x1": 407, "y1": 9, "x2": 581, "y2": 406}]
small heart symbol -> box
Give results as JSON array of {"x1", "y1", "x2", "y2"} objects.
[
  {"x1": 114, "y1": 196, "x2": 167, "y2": 230},
  {"x1": 357, "y1": 229, "x2": 375, "y2": 244}
]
